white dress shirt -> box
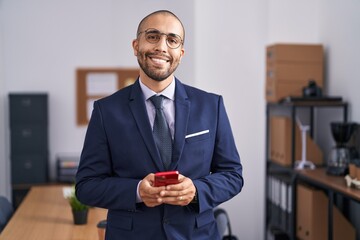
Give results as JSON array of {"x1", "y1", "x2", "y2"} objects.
[
  {"x1": 136, "y1": 78, "x2": 176, "y2": 202},
  {"x1": 139, "y1": 78, "x2": 175, "y2": 139}
]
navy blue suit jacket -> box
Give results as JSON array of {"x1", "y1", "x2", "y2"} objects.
[{"x1": 76, "y1": 78, "x2": 243, "y2": 240}]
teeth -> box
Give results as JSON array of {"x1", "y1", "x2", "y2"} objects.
[{"x1": 151, "y1": 57, "x2": 168, "y2": 63}]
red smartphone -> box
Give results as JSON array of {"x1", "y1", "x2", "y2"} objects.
[{"x1": 154, "y1": 171, "x2": 179, "y2": 187}]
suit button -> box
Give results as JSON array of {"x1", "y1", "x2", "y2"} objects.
[{"x1": 163, "y1": 218, "x2": 169, "y2": 224}]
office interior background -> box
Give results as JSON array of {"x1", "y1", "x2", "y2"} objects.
[{"x1": 1, "y1": 1, "x2": 360, "y2": 239}]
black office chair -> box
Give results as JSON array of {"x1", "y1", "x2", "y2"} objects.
[
  {"x1": 97, "y1": 219, "x2": 107, "y2": 240},
  {"x1": 214, "y1": 208, "x2": 238, "y2": 240},
  {"x1": 0, "y1": 195, "x2": 14, "y2": 233}
]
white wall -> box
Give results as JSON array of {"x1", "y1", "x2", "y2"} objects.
[
  {"x1": 1, "y1": 1, "x2": 360, "y2": 240},
  {"x1": 194, "y1": 1, "x2": 267, "y2": 239},
  {"x1": 0, "y1": 0, "x2": 195, "y2": 180},
  {"x1": 194, "y1": 0, "x2": 360, "y2": 239},
  {"x1": 267, "y1": 0, "x2": 360, "y2": 123},
  {"x1": 267, "y1": 1, "x2": 360, "y2": 239},
  {"x1": 318, "y1": 1, "x2": 360, "y2": 238},
  {"x1": 0, "y1": 1, "x2": 266, "y2": 238},
  {"x1": 318, "y1": 0, "x2": 360, "y2": 121},
  {"x1": 267, "y1": 0, "x2": 321, "y2": 44}
]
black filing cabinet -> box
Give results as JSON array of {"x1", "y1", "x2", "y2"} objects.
[{"x1": 9, "y1": 93, "x2": 49, "y2": 208}]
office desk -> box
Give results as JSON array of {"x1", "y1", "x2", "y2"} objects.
[{"x1": 0, "y1": 185, "x2": 107, "y2": 240}]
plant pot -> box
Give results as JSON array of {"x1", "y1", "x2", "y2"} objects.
[{"x1": 72, "y1": 209, "x2": 88, "y2": 225}]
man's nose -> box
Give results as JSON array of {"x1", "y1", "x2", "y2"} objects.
[{"x1": 154, "y1": 35, "x2": 168, "y2": 52}]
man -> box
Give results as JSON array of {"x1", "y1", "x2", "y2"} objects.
[{"x1": 76, "y1": 10, "x2": 243, "y2": 240}]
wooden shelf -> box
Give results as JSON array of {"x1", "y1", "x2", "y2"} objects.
[
  {"x1": 265, "y1": 101, "x2": 350, "y2": 240},
  {"x1": 297, "y1": 168, "x2": 360, "y2": 202}
]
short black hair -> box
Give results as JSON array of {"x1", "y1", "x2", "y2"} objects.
[{"x1": 136, "y1": 10, "x2": 185, "y2": 45}]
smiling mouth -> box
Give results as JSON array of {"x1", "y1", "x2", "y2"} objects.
[
  {"x1": 150, "y1": 57, "x2": 169, "y2": 64},
  {"x1": 147, "y1": 53, "x2": 171, "y2": 64}
]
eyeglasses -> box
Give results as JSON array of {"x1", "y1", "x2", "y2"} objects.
[{"x1": 138, "y1": 28, "x2": 183, "y2": 49}]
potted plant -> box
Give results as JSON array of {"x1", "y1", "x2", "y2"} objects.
[{"x1": 67, "y1": 186, "x2": 89, "y2": 225}]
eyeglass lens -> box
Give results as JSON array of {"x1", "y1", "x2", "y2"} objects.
[{"x1": 144, "y1": 29, "x2": 182, "y2": 49}]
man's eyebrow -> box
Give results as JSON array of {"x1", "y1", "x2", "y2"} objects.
[
  {"x1": 145, "y1": 28, "x2": 160, "y2": 33},
  {"x1": 167, "y1": 33, "x2": 180, "y2": 37},
  {"x1": 145, "y1": 29, "x2": 180, "y2": 36}
]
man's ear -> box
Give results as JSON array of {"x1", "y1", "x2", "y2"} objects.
[
  {"x1": 132, "y1": 39, "x2": 139, "y2": 56},
  {"x1": 179, "y1": 47, "x2": 185, "y2": 62}
]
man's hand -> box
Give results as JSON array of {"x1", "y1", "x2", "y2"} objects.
[
  {"x1": 139, "y1": 173, "x2": 165, "y2": 207},
  {"x1": 139, "y1": 173, "x2": 196, "y2": 207},
  {"x1": 159, "y1": 174, "x2": 197, "y2": 206}
]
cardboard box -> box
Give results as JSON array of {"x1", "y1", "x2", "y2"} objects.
[
  {"x1": 349, "y1": 163, "x2": 357, "y2": 178},
  {"x1": 267, "y1": 62, "x2": 323, "y2": 84},
  {"x1": 297, "y1": 184, "x2": 356, "y2": 240},
  {"x1": 266, "y1": 78, "x2": 311, "y2": 102},
  {"x1": 333, "y1": 206, "x2": 356, "y2": 240},
  {"x1": 265, "y1": 62, "x2": 324, "y2": 102},
  {"x1": 267, "y1": 44, "x2": 324, "y2": 63},
  {"x1": 270, "y1": 116, "x2": 323, "y2": 166},
  {"x1": 297, "y1": 184, "x2": 327, "y2": 240},
  {"x1": 265, "y1": 44, "x2": 324, "y2": 102}
]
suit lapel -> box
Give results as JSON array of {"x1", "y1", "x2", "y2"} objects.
[
  {"x1": 128, "y1": 80, "x2": 164, "y2": 171},
  {"x1": 170, "y1": 79, "x2": 190, "y2": 170}
]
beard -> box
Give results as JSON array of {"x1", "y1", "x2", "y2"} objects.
[{"x1": 136, "y1": 50, "x2": 181, "y2": 82}]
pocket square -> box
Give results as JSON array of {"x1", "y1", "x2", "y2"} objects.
[{"x1": 185, "y1": 130, "x2": 209, "y2": 139}]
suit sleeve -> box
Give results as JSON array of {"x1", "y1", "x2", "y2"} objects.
[
  {"x1": 75, "y1": 101, "x2": 139, "y2": 210},
  {"x1": 193, "y1": 96, "x2": 244, "y2": 213}
]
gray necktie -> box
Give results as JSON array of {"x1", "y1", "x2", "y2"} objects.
[{"x1": 150, "y1": 95, "x2": 172, "y2": 169}]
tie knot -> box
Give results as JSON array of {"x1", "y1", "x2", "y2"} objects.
[{"x1": 150, "y1": 95, "x2": 164, "y2": 109}]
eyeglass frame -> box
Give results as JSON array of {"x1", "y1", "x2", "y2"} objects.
[{"x1": 137, "y1": 28, "x2": 184, "y2": 49}]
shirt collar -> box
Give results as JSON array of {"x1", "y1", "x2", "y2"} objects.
[{"x1": 139, "y1": 77, "x2": 175, "y2": 101}]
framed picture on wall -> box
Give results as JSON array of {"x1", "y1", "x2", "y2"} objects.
[{"x1": 76, "y1": 68, "x2": 139, "y2": 125}]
